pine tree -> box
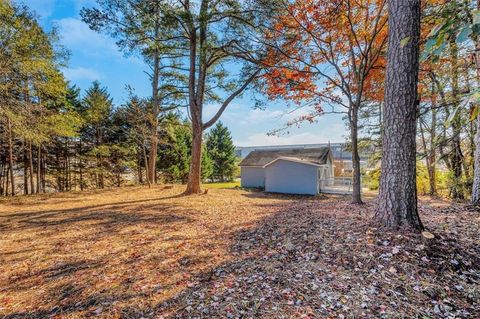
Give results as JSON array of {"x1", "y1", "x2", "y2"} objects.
[
  {"x1": 81, "y1": 81, "x2": 113, "y2": 189},
  {"x1": 206, "y1": 122, "x2": 237, "y2": 182},
  {"x1": 374, "y1": 0, "x2": 423, "y2": 230}
]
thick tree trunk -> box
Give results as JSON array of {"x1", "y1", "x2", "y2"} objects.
[
  {"x1": 374, "y1": 0, "x2": 423, "y2": 230},
  {"x1": 147, "y1": 139, "x2": 158, "y2": 185},
  {"x1": 350, "y1": 109, "x2": 363, "y2": 204},
  {"x1": 185, "y1": 118, "x2": 203, "y2": 194},
  {"x1": 147, "y1": 22, "x2": 161, "y2": 186},
  {"x1": 471, "y1": 0, "x2": 480, "y2": 204}
]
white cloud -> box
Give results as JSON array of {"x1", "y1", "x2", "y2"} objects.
[
  {"x1": 55, "y1": 17, "x2": 120, "y2": 57},
  {"x1": 235, "y1": 121, "x2": 347, "y2": 147},
  {"x1": 55, "y1": 17, "x2": 146, "y2": 66},
  {"x1": 63, "y1": 67, "x2": 102, "y2": 81},
  {"x1": 234, "y1": 132, "x2": 332, "y2": 147},
  {"x1": 203, "y1": 103, "x2": 314, "y2": 127}
]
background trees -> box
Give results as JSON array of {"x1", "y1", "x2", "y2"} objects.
[
  {"x1": 81, "y1": 0, "x2": 185, "y2": 186},
  {"x1": 206, "y1": 122, "x2": 237, "y2": 182},
  {"x1": 3, "y1": 0, "x2": 480, "y2": 215},
  {"x1": 0, "y1": 1, "x2": 77, "y2": 196}
]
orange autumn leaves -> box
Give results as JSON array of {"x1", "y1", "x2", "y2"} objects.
[{"x1": 262, "y1": 0, "x2": 388, "y2": 110}]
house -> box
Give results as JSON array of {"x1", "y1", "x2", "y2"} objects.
[
  {"x1": 239, "y1": 147, "x2": 334, "y2": 195},
  {"x1": 235, "y1": 142, "x2": 371, "y2": 174}
]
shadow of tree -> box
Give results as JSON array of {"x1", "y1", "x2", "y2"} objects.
[{"x1": 1, "y1": 192, "x2": 478, "y2": 319}]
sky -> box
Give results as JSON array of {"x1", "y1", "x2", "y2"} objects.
[{"x1": 21, "y1": 0, "x2": 348, "y2": 147}]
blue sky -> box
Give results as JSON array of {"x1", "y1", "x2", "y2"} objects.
[{"x1": 22, "y1": 0, "x2": 347, "y2": 146}]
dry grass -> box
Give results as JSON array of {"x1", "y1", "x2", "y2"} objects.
[
  {"x1": 0, "y1": 185, "x2": 296, "y2": 318},
  {"x1": 0, "y1": 187, "x2": 478, "y2": 318}
]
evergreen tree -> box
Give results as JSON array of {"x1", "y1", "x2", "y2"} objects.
[
  {"x1": 206, "y1": 122, "x2": 237, "y2": 182},
  {"x1": 81, "y1": 81, "x2": 113, "y2": 189},
  {"x1": 158, "y1": 115, "x2": 212, "y2": 184}
]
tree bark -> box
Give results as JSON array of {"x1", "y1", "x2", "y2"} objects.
[
  {"x1": 350, "y1": 108, "x2": 363, "y2": 204},
  {"x1": 471, "y1": 0, "x2": 480, "y2": 204},
  {"x1": 143, "y1": 145, "x2": 152, "y2": 188},
  {"x1": 449, "y1": 40, "x2": 464, "y2": 199},
  {"x1": 37, "y1": 144, "x2": 42, "y2": 194},
  {"x1": 185, "y1": 117, "x2": 203, "y2": 194},
  {"x1": 29, "y1": 142, "x2": 34, "y2": 193},
  {"x1": 7, "y1": 119, "x2": 15, "y2": 196},
  {"x1": 374, "y1": 0, "x2": 423, "y2": 230},
  {"x1": 23, "y1": 143, "x2": 28, "y2": 195},
  {"x1": 147, "y1": 139, "x2": 158, "y2": 185}
]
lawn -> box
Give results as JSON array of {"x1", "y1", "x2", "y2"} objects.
[
  {"x1": 203, "y1": 180, "x2": 241, "y2": 189},
  {"x1": 0, "y1": 186, "x2": 478, "y2": 318}
]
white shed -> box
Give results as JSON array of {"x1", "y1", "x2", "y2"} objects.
[{"x1": 239, "y1": 147, "x2": 334, "y2": 195}]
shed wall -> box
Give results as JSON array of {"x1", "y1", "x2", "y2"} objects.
[
  {"x1": 240, "y1": 167, "x2": 265, "y2": 188},
  {"x1": 265, "y1": 160, "x2": 319, "y2": 195}
]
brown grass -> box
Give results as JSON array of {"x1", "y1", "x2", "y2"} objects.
[
  {"x1": 0, "y1": 186, "x2": 297, "y2": 318},
  {"x1": 0, "y1": 187, "x2": 478, "y2": 318}
]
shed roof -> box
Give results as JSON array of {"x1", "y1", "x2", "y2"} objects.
[{"x1": 239, "y1": 147, "x2": 331, "y2": 167}]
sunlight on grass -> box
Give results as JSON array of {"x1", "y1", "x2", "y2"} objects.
[{"x1": 203, "y1": 180, "x2": 241, "y2": 189}]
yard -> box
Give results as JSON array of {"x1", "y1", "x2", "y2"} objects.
[{"x1": 0, "y1": 186, "x2": 479, "y2": 318}]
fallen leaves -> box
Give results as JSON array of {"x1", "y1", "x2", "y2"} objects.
[
  {"x1": 0, "y1": 187, "x2": 479, "y2": 318},
  {"x1": 422, "y1": 231, "x2": 435, "y2": 239}
]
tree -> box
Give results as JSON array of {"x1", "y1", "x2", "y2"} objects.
[
  {"x1": 81, "y1": 81, "x2": 113, "y2": 189},
  {"x1": 420, "y1": 0, "x2": 480, "y2": 202},
  {"x1": 158, "y1": 0, "x2": 270, "y2": 194},
  {"x1": 158, "y1": 114, "x2": 212, "y2": 184},
  {"x1": 81, "y1": 0, "x2": 184, "y2": 186},
  {"x1": 0, "y1": 1, "x2": 72, "y2": 196},
  {"x1": 374, "y1": 0, "x2": 423, "y2": 230},
  {"x1": 206, "y1": 122, "x2": 237, "y2": 182},
  {"x1": 261, "y1": 0, "x2": 388, "y2": 204}
]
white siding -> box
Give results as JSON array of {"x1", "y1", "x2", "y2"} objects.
[
  {"x1": 265, "y1": 159, "x2": 319, "y2": 195},
  {"x1": 240, "y1": 167, "x2": 265, "y2": 188}
]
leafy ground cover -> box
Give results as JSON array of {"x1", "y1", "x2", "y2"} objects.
[{"x1": 0, "y1": 186, "x2": 478, "y2": 318}]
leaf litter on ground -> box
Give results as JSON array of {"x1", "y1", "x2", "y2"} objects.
[{"x1": 0, "y1": 186, "x2": 478, "y2": 318}]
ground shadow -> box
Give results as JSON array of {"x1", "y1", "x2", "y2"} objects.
[{"x1": 1, "y1": 194, "x2": 479, "y2": 319}]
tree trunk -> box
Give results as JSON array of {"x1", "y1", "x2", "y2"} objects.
[
  {"x1": 143, "y1": 146, "x2": 151, "y2": 188},
  {"x1": 185, "y1": 118, "x2": 203, "y2": 194},
  {"x1": 471, "y1": 0, "x2": 480, "y2": 204},
  {"x1": 148, "y1": 139, "x2": 158, "y2": 185},
  {"x1": 137, "y1": 149, "x2": 144, "y2": 184},
  {"x1": 29, "y1": 142, "x2": 34, "y2": 193},
  {"x1": 449, "y1": 40, "x2": 464, "y2": 199},
  {"x1": 147, "y1": 20, "x2": 161, "y2": 186},
  {"x1": 41, "y1": 151, "x2": 46, "y2": 192},
  {"x1": 23, "y1": 143, "x2": 28, "y2": 195},
  {"x1": 428, "y1": 100, "x2": 437, "y2": 195},
  {"x1": 374, "y1": 0, "x2": 423, "y2": 230},
  {"x1": 7, "y1": 119, "x2": 15, "y2": 196},
  {"x1": 37, "y1": 144, "x2": 42, "y2": 194},
  {"x1": 350, "y1": 108, "x2": 363, "y2": 204},
  {"x1": 79, "y1": 139, "x2": 84, "y2": 191}
]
